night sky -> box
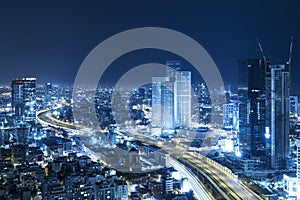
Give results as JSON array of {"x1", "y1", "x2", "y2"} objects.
[{"x1": 0, "y1": 1, "x2": 300, "y2": 93}]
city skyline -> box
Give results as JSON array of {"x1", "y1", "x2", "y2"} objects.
[
  {"x1": 1, "y1": 1, "x2": 300, "y2": 199},
  {"x1": 0, "y1": 1, "x2": 300, "y2": 93}
]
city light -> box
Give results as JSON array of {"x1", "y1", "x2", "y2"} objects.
[
  {"x1": 265, "y1": 127, "x2": 271, "y2": 139},
  {"x1": 0, "y1": 2, "x2": 298, "y2": 199}
]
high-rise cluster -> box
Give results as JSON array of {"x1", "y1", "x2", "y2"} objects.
[
  {"x1": 151, "y1": 61, "x2": 191, "y2": 137},
  {"x1": 237, "y1": 58, "x2": 290, "y2": 170}
]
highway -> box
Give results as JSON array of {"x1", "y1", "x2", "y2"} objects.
[
  {"x1": 36, "y1": 105, "x2": 263, "y2": 200},
  {"x1": 183, "y1": 153, "x2": 262, "y2": 200},
  {"x1": 167, "y1": 157, "x2": 213, "y2": 200},
  {"x1": 125, "y1": 127, "x2": 262, "y2": 200}
]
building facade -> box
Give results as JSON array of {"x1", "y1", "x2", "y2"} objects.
[
  {"x1": 266, "y1": 65, "x2": 290, "y2": 170},
  {"x1": 151, "y1": 77, "x2": 174, "y2": 136},
  {"x1": 11, "y1": 78, "x2": 36, "y2": 123},
  {"x1": 238, "y1": 58, "x2": 266, "y2": 158},
  {"x1": 151, "y1": 61, "x2": 192, "y2": 137},
  {"x1": 296, "y1": 139, "x2": 300, "y2": 200},
  {"x1": 174, "y1": 70, "x2": 192, "y2": 128},
  {"x1": 223, "y1": 102, "x2": 239, "y2": 131},
  {"x1": 289, "y1": 96, "x2": 298, "y2": 127}
]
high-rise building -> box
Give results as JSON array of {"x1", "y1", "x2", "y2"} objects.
[
  {"x1": 289, "y1": 96, "x2": 299, "y2": 127},
  {"x1": 223, "y1": 102, "x2": 239, "y2": 131},
  {"x1": 266, "y1": 65, "x2": 290, "y2": 170},
  {"x1": 296, "y1": 139, "x2": 300, "y2": 200},
  {"x1": 11, "y1": 78, "x2": 36, "y2": 123},
  {"x1": 249, "y1": 90, "x2": 266, "y2": 157},
  {"x1": 174, "y1": 71, "x2": 192, "y2": 128},
  {"x1": 162, "y1": 78, "x2": 175, "y2": 136},
  {"x1": 166, "y1": 60, "x2": 191, "y2": 128},
  {"x1": 151, "y1": 76, "x2": 175, "y2": 136},
  {"x1": 45, "y1": 82, "x2": 52, "y2": 93},
  {"x1": 45, "y1": 82, "x2": 52, "y2": 102},
  {"x1": 152, "y1": 77, "x2": 169, "y2": 135},
  {"x1": 238, "y1": 58, "x2": 266, "y2": 158},
  {"x1": 151, "y1": 61, "x2": 191, "y2": 137}
]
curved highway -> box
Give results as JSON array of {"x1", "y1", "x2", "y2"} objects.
[{"x1": 37, "y1": 105, "x2": 263, "y2": 200}]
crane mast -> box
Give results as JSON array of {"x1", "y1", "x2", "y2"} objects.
[{"x1": 287, "y1": 36, "x2": 293, "y2": 88}]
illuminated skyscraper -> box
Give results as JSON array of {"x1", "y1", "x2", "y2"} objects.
[
  {"x1": 296, "y1": 139, "x2": 300, "y2": 200},
  {"x1": 161, "y1": 77, "x2": 175, "y2": 136},
  {"x1": 45, "y1": 82, "x2": 52, "y2": 103},
  {"x1": 151, "y1": 61, "x2": 191, "y2": 137},
  {"x1": 223, "y1": 102, "x2": 239, "y2": 131},
  {"x1": 266, "y1": 65, "x2": 290, "y2": 170},
  {"x1": 151, "y1": 77, "x2": 163, "y2": 130},
  {"x1": 174, "y1": 71, "x2": 191, "y2": 128},
  {"x1": 11, "y1": 78, "x2": 36, "y2": 123},
  {"x1": 238, "y1": 58, "x2": 266, "y2": 158},
  {"x1": 166, "y1": 61, "x2": 191, "y2": 128},
  {"x1": 289, "y1": 96, "x2": 298, "y2": 127},
  {"x1": 152, "y1": 77, "x2": 175, "y2": 136}
]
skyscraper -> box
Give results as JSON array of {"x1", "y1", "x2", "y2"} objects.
[
  {"x1": 296, "y1": 139, "x2": 300, "y2": 200},
  {"x1": 166, "y1": 61, "x2": 191, "y2": 128},
  {"x1": 166, "y1": 61, "x2": 179, "y2": 129},
  {"x1": 223, "y1": 102, "x2": 239, "y2": 131},
  {"x1": 174, "y1": 71, "x2": 191, "y2": 128},
  {"x1": 238, "y1": 58, "x2": 266, "y2": 158},
  {"x1": 45, "y1": 82, "x2": 52, "y2": 103},
  {"x1": 11, "y1": 78, "x2": 36, "y2": 123},
  {"x1": 266, "y1": 65, "x2": 290, "y2": 170},
  {"x1": 151, "y1": 77, "x2": 163, "y2": 131},
  {"x1": 151, "y1": 77, "x2": 175, "y2": 136},
  {"x1": 289, "y1": 96, "x2": 298, "y2": 127},
  {"x1": 161, "y1": 77, "x2": 175, "y2": 136},
  {"x1": 151, "y1": 61, "x2": 191, "y2": 137}
]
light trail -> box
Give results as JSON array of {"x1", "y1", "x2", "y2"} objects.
[{"x1": 168, "y1": 157, "x2": 213, "y2": 200}]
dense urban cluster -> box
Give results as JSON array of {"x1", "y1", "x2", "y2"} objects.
[
  {"x1": 0, "y1": 79, "x2": 195, "y2": 199},
  {"x1": 0, "y1": 46, "x2": 300, "y2": 199}
]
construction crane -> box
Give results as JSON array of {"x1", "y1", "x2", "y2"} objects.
[
  {"x1": 287, "y1": 36, "x2": 294, "y2": 88},
  {"x1": 256, "y1": 37, "x2": 267, "y2": 64},
  {"x1": 256, "y1": 37, "x2": 268, "y2": 91}
]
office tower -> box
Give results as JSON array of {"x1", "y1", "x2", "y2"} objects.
[
  {"x1": 174, "y1": 71, "x2": 192, "y2": 128},
  {"x1": 45, "y1": 82, "x2": 52, "y2": 94},
  {"x1": 238, "y1": 58, "x2": 266, "y2": 158},
  {"x1": 296, "y1": 139, "x2": 300, "y2": 200},
  {"x1": 152, "y1": 76, "x2": 175, "y2": 136},
  {"x1": 161, "y1": 76, "x2": 175, "y2": 136},
  {"x1": 151, "y1": 61, "x2": 191, "y2": 136},
  {"x1": 289, "y1": 96, "x2": 298, "y2": 127},
  {"x1": 237, "y1": 59, "x2": 250, "y2": 157},
  {"x1": 249, "y1": 90, "x2": 266, "y2": 157},
  {"x1": 45, "y1": 82, "x2": 52, "y2": 102},
  {"x1": 152, "y1": 77, "x2": 168, "y2": 135},
  {"x1": 11, "y1": 78, "x2": 36, "y2": 122},
  {"x1": 166, "y1": 60, "x2": 191, "y2": 128},
  {"x1": 223, "y1": 102, "x2": 239, "y2": 131},
  {"x1": 266, "y1": 65, "x2": 290, "y2": 170}
]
